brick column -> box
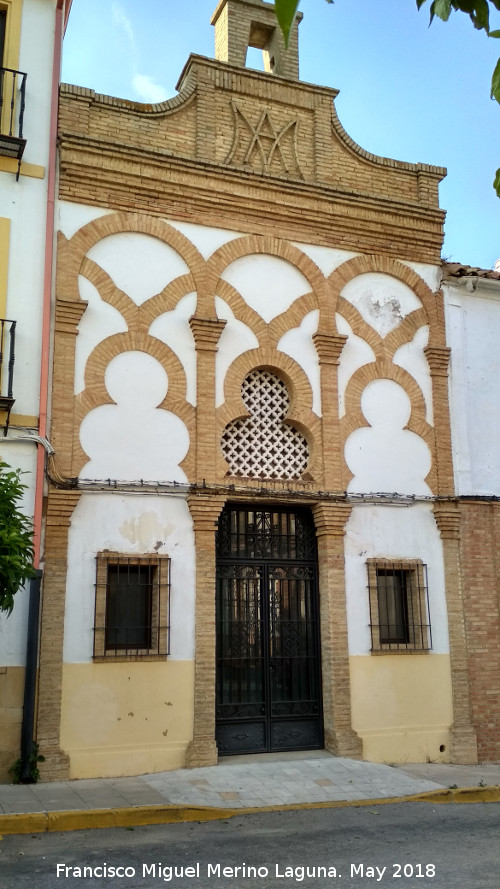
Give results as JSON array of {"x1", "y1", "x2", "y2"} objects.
[
  {"x1": 36, "y1": 490, "x2": 81, "y2": 780},
  {"x1": 313, "y1": 333, "x2": 347, "y2": 490},
  {"x1": 35, "y1": 287, "x2": 85, "y2": 780},
  {"x1": 51, "y1": 297, "x2": 87, "y2": 475},
  {"x1": 434, "y1": 502, "x2": 478, "y2": 764},
  {"x1": 312, "y1": 501, "x2": 362, "y2": 758},
  {"x1": 189, "y1": 317, "x2": 226, "y2": 484},
  {"x1": 425, "y1": 346, "x2": 455, "y2": 496},
  {"x1": 185, "y1": 493, "x2": 226, "y2": 768}
]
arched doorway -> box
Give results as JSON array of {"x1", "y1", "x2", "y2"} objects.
[{"x1": 216, "y1": 504, "x2": 323, "y2": 754}]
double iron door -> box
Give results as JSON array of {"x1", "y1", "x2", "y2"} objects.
[{"x1": 216, "y1": 506, "x2": 323, "y2": 755}]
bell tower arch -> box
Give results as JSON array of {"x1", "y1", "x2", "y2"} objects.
[{"x1": 211, "y1": 0, "x2": 302, "y2": 80}]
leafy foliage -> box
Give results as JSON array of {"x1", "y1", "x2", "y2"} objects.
[
  {"x1": 418, "y1": 1, "x2": 500, "y2": 194},
  {"x1": 275, "y1": 0, "x2": 333, "y2": 48},
  {"x1": 0, "y1": 461, "x2": 35, "y2": 615},
  {"x1": 9, "y1": 743, "x2": 45, "y2": 784},
  {"x1": 273, "y1": 0, "x2": 500, "y2": 196}
]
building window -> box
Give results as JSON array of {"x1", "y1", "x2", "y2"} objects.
[
  {"x1": 94, "y1": 554, "x2": 170, "y2": 659},
  {"x1": 367, "y1": 560, "x2": 431, "y2": 653},
  {"x1": 0, "y1": 10, "x2": 6, "y2": 64},
  {"x1": 221, "y1": 369, "x2": 309, "y2": 479}
]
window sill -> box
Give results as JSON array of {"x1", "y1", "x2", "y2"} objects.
[
  {"x1": 370, "y1": 648, "x2": 432, "y2": 656},
  {"x1": 93, "y1": 655, "x2": 168, "y2": 663}
]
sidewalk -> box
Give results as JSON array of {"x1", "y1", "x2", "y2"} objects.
[{"x1": 1, "y1": 751, "x2": 499, "y2": 835}]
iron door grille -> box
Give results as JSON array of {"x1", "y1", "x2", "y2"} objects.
[{"x1": 216, "y1": 506, "x2": 323, "y2": 754}]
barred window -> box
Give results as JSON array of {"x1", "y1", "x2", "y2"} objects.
[
  {"x1": 94, "y1": 554, "x2": 170, "y2": 660},
  {"x1": 367, "y1": 560, "x2": 431, "y2": 653}
]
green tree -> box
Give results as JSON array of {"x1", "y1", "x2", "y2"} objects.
[
  {"x1": 0, "y1": 461, "x2": 35, "y2": 615},
  {"x1": 275, "y1": 0, "x2": 500, "y2": 195}
]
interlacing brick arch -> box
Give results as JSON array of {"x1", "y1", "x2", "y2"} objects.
[
  {"x1": 205, "y1": 237, "x2": 328, "y2": 485},
  {"x1": 328, "y1": 255, "x2": 443, "y2": 494},
  {"x1": 216, "y1": 348, "x2": 323, "y2": 484},
  {"x1": 73, "y1": 332, "x2": 195, "y2": 479},
  {"x1": 58, "y1": 212, "x2": 207, "y2": 478},
  {"x1": 205, "y1": 233, "x2": 330, "y2": 331}
]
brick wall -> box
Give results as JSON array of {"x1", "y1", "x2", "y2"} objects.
[{"x1": 460, "y1": 501, "x2": 500, "y2": 761}]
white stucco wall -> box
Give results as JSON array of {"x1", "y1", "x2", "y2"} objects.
[
  {"x1": 0, "y1": 1, "x2": 62, "y2": 673},
  {"x1": 79, "y1": 352, "x2": 189, "y2": 483},
  {"x1": 86, "y1": 232, "x2": 190, "y2": 305},
  {"x1": 58, "y1": 202, "x2": 113, "y2": 241},
  {"x1": 3, "y1": 174, "x2": 47, "y2": 415},
  {"x1": 341, "y1": 273, "x2": 422, "y2": 337},
  {"x1": 63, "y1": 493, "x2": 196, "y2": 664},
  {"x1": 345, "y1": 503, "x2": 449, "y2": 656},
  {"x1": 293, "y1": 242, "x2": 358, "y2": 278},
  {"x1": 445, "y1": 280, "x2": 500, "y2": 495},
  {"x1": 277, "y1": 309, "x2": 321, "y2": 416},
  {"x1": 215, "y1": 297, "x2": 259, "y2": 407},
  {"x1": 1, "y1": 0, "x2": 63, "y2": 416},
  {"x1": 169, "y1": 220, "x2": 241, "y2": 259},
  {"x1": 19, "y1": 0, "x2": 56, "y2": 165},
  {"x1": 345, "y1": 379, "x2": 432, "y2": 495},
  {"x1": 337, "y1": 273, "x2": 433, "y2": 424},
  {"x1": 220, "y1": 254, "x2": 311, "y2": 323}
]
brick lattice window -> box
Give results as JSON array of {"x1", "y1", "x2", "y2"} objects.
[
  {"x1": 367, "y1": 560, "x2": 431, "y2": 652},
  {"x1": 94, "y1": 554, "x2": 170, "y2": 660},
  {"x1": 221, "y1": 369, "x2": 309, "y2": 479}
]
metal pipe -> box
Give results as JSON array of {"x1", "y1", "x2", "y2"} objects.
[
  {"x1": 33, "y1": 0, "x2": 65, "y2": 567},
  {"x1": 19, "y1": 569, "x2": 42, "y2": 783}
]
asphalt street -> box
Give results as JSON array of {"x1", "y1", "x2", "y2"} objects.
[{"x1": 1, "y1": 801, "x2": 499, "y2": 889}]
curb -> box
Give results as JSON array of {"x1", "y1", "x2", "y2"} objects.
[{"x1": 1, "y1": 786, "x2": 499, "y2": 836}]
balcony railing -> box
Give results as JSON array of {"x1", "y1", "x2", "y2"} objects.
[
  {"x1": 0, "y1": 318, "x2": 16, "y2": 434},
  {"x1": 0, "y1": 68, "x2": 27, "y2": 174}
]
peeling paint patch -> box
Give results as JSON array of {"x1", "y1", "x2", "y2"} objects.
[{"x1": 119, "y1": 512, "x2": 175, "y2": 551}]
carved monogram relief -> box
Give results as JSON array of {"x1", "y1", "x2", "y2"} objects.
[{"x1": 224, "y1": 100, "x2": 303, "y2": 179}]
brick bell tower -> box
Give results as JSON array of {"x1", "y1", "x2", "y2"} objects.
[{"x1": 211, "y1": 0, "x2": 303, "y2": 80}]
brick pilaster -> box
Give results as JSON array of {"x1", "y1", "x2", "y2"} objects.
[
  {"x1": 36, "y1": 490, "x2": 81, "y2": 781},
  {"x1": 313, "y1": 333, "x2": 347, "y2": 490},
  {"x1": 434, "y1": 502, "x2": 478, "y2": 764},
  {"x1": 52, "y1": 297, "x2": 87, "y2": 476},
  {"x1": 312, "y1": 501, "x2": 362, "y2": 758},
  {"x1": 185, "y1": 493, "x2": 226, "y2": 768},
  {"x1": 189, "y1": 317, "x2": 226, "y2": 483},
  {"x1": 425, "y1": 346, "x2": 455, "y2": 496}
]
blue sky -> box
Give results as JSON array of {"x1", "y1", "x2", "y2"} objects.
[{"x1": 62, "y1": 0, "x2": 500, "y2": 268}]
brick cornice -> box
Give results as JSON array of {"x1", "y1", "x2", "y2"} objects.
[
  {"x1": 187, "y1": 493, "x2": 226, "y2": 531},
  {"x1": 189, "y1": 317, "x2": 227, "y2": 350},
  {"x1": 425, "y1": 346, "x2": 451, "y2": 377},
  {"x1": 434, "y1": 502, "x2": 461, "y2": 540},
  {"x1": 55, "y1": 298, "x2": 87, "y2": 335},
  {"x1": 312, "y1": 500, "x2": 352, "y2": 537},
  {"x1": 58, "y1": 136, "x2": 445, "y2": 264},
  {"x1": 313, "y1": 333, "x2": 347, "y2": 365}
]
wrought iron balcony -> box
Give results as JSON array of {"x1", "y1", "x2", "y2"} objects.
[
  {"x1": 0, "y1": 318, "x2": 16, "y2": 434},
  {"x1": 0, "y1": 68, "x2": 27, "y2": 175}
]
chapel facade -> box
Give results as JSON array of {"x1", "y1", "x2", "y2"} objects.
[{"x1": 33, "y1": 0, "x2": 497, "y2": 780}]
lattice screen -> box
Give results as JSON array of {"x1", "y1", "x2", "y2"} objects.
[{"x1": 221, "y1": 369, "x2": 309, "y2": 479}]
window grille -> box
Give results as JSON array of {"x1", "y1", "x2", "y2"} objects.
[
  {"x1": 367, "y1": 560, "x2": 431, "y2": 652},
  {"x1": 221, "y1": 369, "x2": 309, "y2": 479},
  {"x1": 94, "y1": 554, "x2": 170, "y2": 659}
]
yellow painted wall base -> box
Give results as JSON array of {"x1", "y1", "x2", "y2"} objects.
[
  {"x1": 350, "y1": 654, "x2": 453, "y2": 764},
  {"x1": 60, "y1": 660, "x2": 194, "y2": 779},
  {"x1": 0, "y1": 666, "x2": 25, "y2": 782},
  {"x1": 0, "y1": 158, "x2": 45, "y2": 179}
]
